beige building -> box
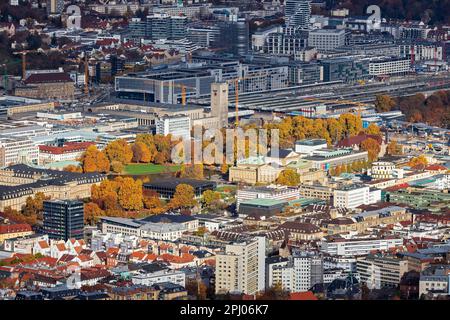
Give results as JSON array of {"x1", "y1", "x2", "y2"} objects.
[
  {"x1": 215, "y1": 237, "x2": 266, "y2": 296},
  {"x1": 357, "y1": 254, "x2": 409, "y2": 289},
  {"x1": 0, "y1": 165, "x2": 105, "y2": 210},
  {"x1": 15, "y1": 73, "x2": 75, "y2": 100},
  {"x1": 327, "y1": 206, "x2": 412, "y2": 235}
]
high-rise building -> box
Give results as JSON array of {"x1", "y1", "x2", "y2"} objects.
[
  {"x1": 292, "y1": 251, "x2": 323, "y2": 292},
  {"x1": 210, "y1": 82, "x2": 229, "y2": 128},
  {"x1": 43, "y1": 200, "x2": 84, "y2": 241},
  {"x1": 215, "y1": 237, "x2": 266, "y2": 295},
  {"x1": 46, "y1": 0, "x2": 65, "y2": 15},
  {"x1": 285, "y1": 0, "x2": 311, "y2": 29}
]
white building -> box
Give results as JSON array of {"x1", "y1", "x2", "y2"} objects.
[
  {"x1": 333, "y1": 185, "x2": 381, "y2": 208},
  {"x1": 265, "y1": 251, "x2": 323, "y2": 292},
  {"x1": 156, "y1": 115, "x2": 191, "y2": 140},
  {"x1": 295, "y1": 139, "x2": 328, "y2": 155},
  {"x1": 369, "y1": 57, "x2": 410, "y2": 76},
  {"x1": 369, "y1": 161, "x2": 404, "y2": 179},
  {"x1": 236, "y1": 185, "x2": 300, "y2": 210},
  {"x1": 308, "y1": 29, "x2": 346, "y2": 51},
  {"x1": 139, "y1": 223, "x2": 187, "y2": 241},
  {"x1": 215, "y1": 237, "x2": 266, "y2": 295},
  {"x1": 0, "y1": 136, "x2": 39, "y2": 167},
  {"x1": 132, "y1": 269, "x2": 186, "y2": 287},
  {"x1": 320, "y1": 237, "x2": 404, "y2": 257}
]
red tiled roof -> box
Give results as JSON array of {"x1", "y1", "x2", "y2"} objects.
[
  {"x1": 24, "y1": 72, "x2": 73, "y2": 84},
  {"x1": 425, "y1": 164, "x2": 447, "y2": 171},
  {"x1": 39, "y1": 142, "x2": 95, "y2": 154},
  {"x1": 0, "y1": 223, "x2": 32, "y2": 234},
  {"x1": 290, "y1": 291, "x2": 318, "y2": 300}
]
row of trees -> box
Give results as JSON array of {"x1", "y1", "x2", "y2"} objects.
[
  {"x1": 85, "y1": 179, "x2": 225, "y2": 225},
  {"x1": 66, "y1": 134, "x2": 175, "y2": 174},
  {"x1": 264, "y1": 114, "x2": 377, "y2": 148},
  {"x1": 375, "y1": 91, "x2": 450, "y2": 128},
  {"x1": 3, "y1": 192, "x2": 50, "y2": 226}
]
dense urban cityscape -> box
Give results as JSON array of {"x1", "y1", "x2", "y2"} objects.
[{"x1": 0, "y1": 0, "x2": 449, "y2": 304}]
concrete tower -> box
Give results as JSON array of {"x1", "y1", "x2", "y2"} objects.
[{"x1": 211, "y1": 82, "x2": 229, "y2": 128}]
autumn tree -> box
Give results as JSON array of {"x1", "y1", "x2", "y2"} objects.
[
  {"x1": 104, "y1": 139, "x2": 133, "y2": 165},
  {"x1": 387, "y1": 140, "x2": 402, "y2": 155},
  {"x1": 80, "y1": 145, "x2": 110, "y2": 173},
  {"x1": 360, "y1": 138, "x2": 381, "y2": 163},
  {"x1": 375, "y1": 94, "x2": 396, "y2": 113},
  {"x1": 408, "y1": 155, "x2": 428, "y2": 168},
  {"x1": 63, "y1": 164, "x2": 83, "y2": 173},
  {"x1": 169, "y1": 184, "x2": 197, "y2": 210},
  {"x1": 276, "y1": 169, "x2": 300, "y2": 186},
  {"x1": 84, "y1": 202, "x2": 104, "y2": 225},
  {"x1": 179, "y1": 163, "x2": 204, "y2": 179},
  {"x1": 132, "y1": 142, "x2": 151, "y2": 163},
  {"x1": 22, "y1": 192, "x2": 50, "y2": 220},
  {"x1": 201, "y1": 190, "x2": 222, "y2": 209},
  {"x1": 116, "y1": 177, "x2": 143, "y2": 211},
  {"x1": 365, "y1": 123, "x2": 381, "y2": 136},
  {"x1": 110, "y1": 160, "x2": 124, "y2": 174}
]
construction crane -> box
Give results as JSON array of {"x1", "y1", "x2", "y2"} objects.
[
  {"x1": 226, "y1": 74, "x2": 271, "y2": 127},
  {"x1": 84, "y1": 52, "x2": 89, "y2": 95},
  {"x1": 12, "y1": 49, "x2": 41, "y2": 80},
  {"x1": 1, "y1": 59, "x2": 21, "y2": 90}
]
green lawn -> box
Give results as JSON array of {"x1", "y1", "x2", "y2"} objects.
[{"x1": 123, "y1": 163, "x2": 181, "y2": 175}]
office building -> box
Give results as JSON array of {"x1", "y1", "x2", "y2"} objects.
[
  {"x1": 43, "y1": 200, "x2": 84, "y2": 241},
  {"x1": 369, "y1": 57, "x2": 410, "y2": 76},
  {"x1": 155, "y1": 115, "x2": 191, "y2": 139},
  {"x1": 132, "y1": 269, "x2": 186, "y2": 287},
  {"x1": 320, "y1": 237, "x2": 404, "y2": 257},
  {"x1": 333, "y1": 185, "x2": 381, "y2": 209},
  {"x1": 303, "y1": 148, "x2": 368, "y2": 171},
  {"x1": 129, "y1": 14, "x2": 188, "y2": 40},
  {"x1": 237, "y1": 185, "x2": 300, "y2": 210},
  {"x1": 321, "y1": 57, "x2": 370, "y2": 82},
  {"x1": 308, "y1": 29, "x2": 346, "y2": 51},
  {"x1": 215, "y1": 237, "x2": 266, "y2": 295},
  {"x1": 285, "y1": 0, "x2": 311, "y2": 29}
]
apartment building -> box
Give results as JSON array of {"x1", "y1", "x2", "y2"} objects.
[
  {"x1": 357, "y1": 254, "x2": 408, "y2": 289},
  {"x1": 215, "y1": 237, "x2": 266, "y2": 295},
  {"x1": 265, "y1": 251, "x2": 323, "y2": 292},
  {"x1": 132, "y1": 269, "x2": 186, "y2": 287}
]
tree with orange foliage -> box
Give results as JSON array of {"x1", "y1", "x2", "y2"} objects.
[
  {"x1": 80, "y1": 145, "x2": 110, "y2": 173},
  {"x1": 365, "y1": 123, "x2": 382, "y2": 136},
  {"x1": 104, "y1": 139, "x2": 133, "y2": 165},
  {"x1": 84, "y1": 202, "x2": 104, "y2": 225},
  {"x1": 168, "y1": 184, "x2": 197, "y2": 210},
  {"x1": 360, "y1": 138, "x2": 381, "y2": 163},
  {"x1": 116, "y1": 177, "x2": 143, "y2": 211},
  {"x1": 408, "y1": 155, "x2": 428, "y2": 168},
  {"x1": 63, "y1": 165, "x2": 83, "y2": 173},
  {"x1": 132, "y1": 142, "x2": 151, "y2": 163}
]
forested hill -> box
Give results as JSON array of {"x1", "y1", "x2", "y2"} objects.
[{"x1": 334, "y1": 0, "x2": 450, "y2": 25}]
